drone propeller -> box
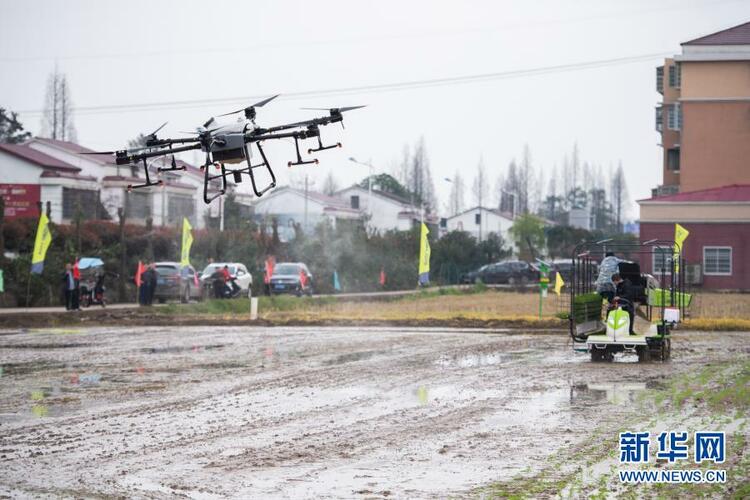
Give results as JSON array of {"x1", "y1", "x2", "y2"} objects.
[
  {"x1": 300, "y1": 106, "x2": 366, "y2": 114},
  {"x1": 217, "y1": 95, "x2": 280, "y2": 117},
  {"x1": 148, "y1": 121, "x2": 168, "y2": 137}
]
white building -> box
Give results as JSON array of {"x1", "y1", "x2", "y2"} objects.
[
  {"x1": 24, "y1": 138, "x2": 228, "y2": 228},
  {"x1": 444, "y1": 206, "x2": 514, "y2": 244},
  {"x1": 252, "y1": 185, "x2": 360, "y2": 240},
  {"x1": 334, "y1": 185, "x2": 436, "y2": 232},
  {"x1": 0, "y1": 143, "x2": 99, "y2": 224}
]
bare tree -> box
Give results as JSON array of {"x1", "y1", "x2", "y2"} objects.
[
  {"x1": 322, "y1": 170, "x2": 339, "y2": 196},
  {"x1": 448, "y1": 170, "x2": 465, "y2": 216},
  {"x1": 517, "y1": 144, "x2": 533, "y2": 214},
  {"x1": 471, "y1": 156, "x2": 488, "y2": 207},
  {"x1": 501, "y1": 159, "x2": 519, "y2": 216},
  {"x1": 610, "y1": 161, "x2": 629, "y2": 232},
  {"x1": 41, "y1": 67, "x2": 76, "y2": 141},
  {"x1": 408, "y1": 137, "x2": 436, "y2": 213},
  {"x1": 493, "y1": 172, "x2": 504, "y2": 209}
]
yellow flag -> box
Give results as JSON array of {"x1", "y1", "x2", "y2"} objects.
[
  {"x1": 180, "y1": 218, "x2": 193, "y2": 267},
  {"x1": 418, "y1": 222, "x2": 431, "y2": 285},
  {"x1": 554, "y1": 271, "x2": 565, "y2": 295},
  {"x1": 31, "y1": 213, "x2": 52, "y2": 274},
  {"x1": 674, "y1": 223, "x2": 689, "y2": 273}
]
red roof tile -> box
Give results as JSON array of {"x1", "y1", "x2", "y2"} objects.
[
  {"x1": 683, "y1": 21, "x2": 750, "y2": 46},
  {"x1": 640, "y1": 184, "x2": 750, "y2": 202},
  {"x1": 0, "y1": 143, "x2": 80, "y2": 172}
]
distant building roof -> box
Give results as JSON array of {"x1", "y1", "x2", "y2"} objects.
[
  {"x1": 29, "y1": 137, "x2": 116, "y2": 165},
  {"x1": 0, "y1": 143, "x2": 80, "y2": 172},
  {"x1": 639, "y1": 184, "x2": 750, "y2": 203},
  {"x1": 337, "y1": 184, "x2": 417, "y2": 207},
  {"x1": 447, "y1": 205, "x2": 515, "y2": 221},
  {"x1": 683, "y1": 21, "x2": 750, "y2": 46},
  {"x1": 40, "y1": 170, "x2": 97, "y2": 181}
]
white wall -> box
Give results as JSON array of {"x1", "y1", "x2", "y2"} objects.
[
  {"x1": 0, "y1": 151, "x2": 44, "y2": 183},
  {"x1": 446, "y1": 207, "x2": 513, "y2": 244},
  {"x1": 254, "y1": 189, "x2": 328, "y2": 222},
  {"x1": 336, "y1": 186, "x2": 413, "y2": 233}
]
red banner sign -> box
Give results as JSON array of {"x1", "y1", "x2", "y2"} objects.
[{"x1": 0, "y1": 184, "x2": 40, "y2": 219}]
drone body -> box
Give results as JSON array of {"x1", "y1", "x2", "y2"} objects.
[{"x1": 85, "y1": 96, "x2": 364, "y2": 203}]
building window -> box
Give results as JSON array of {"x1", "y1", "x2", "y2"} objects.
[
  {"x1": 653, "y1": 247, "x2": 673, "y2": 275},
  {"x1": 703, "y1": 247, "x2": 732, "y2": 275},
  {"x1": 62, "y1": 188, "x2": 98, "y2": 220},
  {"x1": 667, "y1": 148, "x2": 680, "y2": 171},
  {"x1": 439, "y1": 217, "x2": 447, "y2": 228},
  {"x1": 656, "y1": 66, "x2": 664, "y2": 94},
  {"x1": 475, "y1": 213, "x2": 481, "y2": 225},
  {"x1": 655, "y1": 106, "x2": 663, "y2": 132},
  {"x1": 350, "y1": 195, "x2": 359, "y2": 209},
  {"x1": 167, "y1": 194, "x2": 194, "y2": 226},
  {"x1": 668, "y1": 63, "x2": 681, "y2": 88},
  {"x1": 125, "y1": 191, "x2": 151, "y2": 219},
  {"x1": 667, "y1": 103, "x2": 681, "y2": 131}
]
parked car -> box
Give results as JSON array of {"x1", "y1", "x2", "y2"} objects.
[
  {"x1": 460, "y1": 264, "x2": 490, "y2": 284},
  {"x1": 153, "y1": 262, "x2": 202, "y2": 303},
  {"x1": 469, "y1": 260, "x2": 538, "y2": 285},
  {"x1": 269, "y1": 262, "x2": 314, "y2": 296},
  {"x1": 199, "y1": 262, "x2": 253, "y2": 298}
]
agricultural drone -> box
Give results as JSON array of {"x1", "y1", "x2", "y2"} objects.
[{"x1": 84, "y1": 95, "x2": 364, "y2": 203}]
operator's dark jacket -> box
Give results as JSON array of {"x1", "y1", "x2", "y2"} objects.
[{"x1": 615, "y1": 278, "x2": 637, "y2": 304}]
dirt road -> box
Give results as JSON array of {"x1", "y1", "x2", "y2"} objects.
[{"x1": 0, "y1": 326, "x2": 745, "y2": 498}]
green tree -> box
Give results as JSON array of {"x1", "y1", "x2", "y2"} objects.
[
  {"x1": 0, "y1": 108, "x2": 32, "y2": 144},
  {"x1": 509, "y1": 213, "x2": 545, "y2": 261}
]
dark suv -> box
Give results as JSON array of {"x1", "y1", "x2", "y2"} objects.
[
  {"x1": 269, "y1": 262, "x2": 314, "y2": 296},
  {"x1": 153, "y1": 262, "x2": 202, "y2": 303},
  {"x1": 470, "y1": 260, "x2": 537, "y2": 285}
]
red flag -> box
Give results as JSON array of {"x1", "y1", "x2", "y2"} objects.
[
  {"x1": 379, "y1": 267, "x2": 386, "y2": 286},
  {"x1": 73, "y1": 259, "x2": 81, "y2": 280},
  {"x1": 264, "y1": 257, "x2": 275, "y2": 284},
  {"x1": 135, "y1": 261, "x2": 145, "y2": 287},
  {"x1": 299, "y1": 269, "x2": 308, "y2": 289}
]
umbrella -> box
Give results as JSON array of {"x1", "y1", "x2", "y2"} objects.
[{"x1": 77, "y1": 257, "x2": 104, "y2": 270}]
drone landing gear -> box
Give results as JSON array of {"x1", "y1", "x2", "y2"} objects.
[
  {"x1": 245, "y1": 142, "x2": 276, "y2": 197},
  {"x1": 288, "y1": 136, "x2": 318, "y2": 167},
  {"x1": 307, "y1": 130, "x2": 342, "y2": 154},
  {"x1": 201, "y1": 153, "x2": 227, "y2": 204},
  {"x1": 127, "y1": 158, "x2": 163, "y2": 192}
]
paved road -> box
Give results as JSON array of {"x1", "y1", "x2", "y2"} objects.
[{"x1": 0, "y1": 325, "x2": 743, "y2": 497}]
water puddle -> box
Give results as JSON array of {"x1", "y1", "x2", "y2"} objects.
[
  {"x1": 323, "y1": 350, "x2": 389, "y2": 366},
  {"x1": 569, "y1": 382, "x2": 648, "y2": 406},
  {"x1": 140, "y1": 344, "x2": 226, "y2": 354}
]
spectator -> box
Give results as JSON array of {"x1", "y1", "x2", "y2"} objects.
[
  {"x1": 147, "y1": 263, "x2": 158, "y2": 305},
  {"x1": 62, "y1": 263, "x2": 75, "y2": 310}
]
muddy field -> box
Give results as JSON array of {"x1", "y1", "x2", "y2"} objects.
[{"x1": 0, "y1": 326, "x2": 746, "y2": 498}]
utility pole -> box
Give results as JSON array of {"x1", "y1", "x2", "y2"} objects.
[
  {"x1": 304, "y1": 174, "x2": 309, "y2": 231},
  {"x1": 219, "y1": 194, "x2": 224, "y2": 231}
]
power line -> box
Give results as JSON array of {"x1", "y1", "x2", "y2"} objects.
[{"x1": 16, "y1": 51, "x2": 670, "y2": 117}]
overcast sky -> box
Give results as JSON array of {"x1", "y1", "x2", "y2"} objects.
[{"x1": 1, "y1": 0, "x2": 747, "y2": 218}]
